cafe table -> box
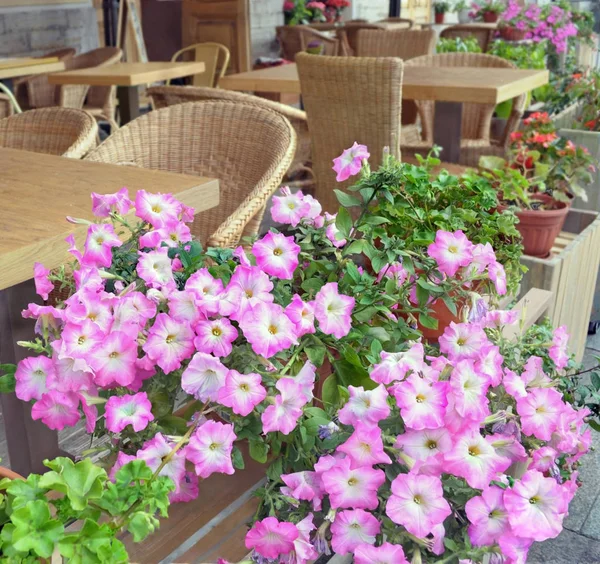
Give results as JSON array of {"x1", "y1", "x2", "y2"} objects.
[
  {"x1": 220, "y1": 62, "x2": 549, "y2": 163},
  {"x1": 48, "y1": 61, "x2": 206, "y2": 124},
  {"x1": 0, "y1": 56, "x2": 65, "y2": 86},
  {"x1": 0, "y1": 148, "x2": 219, "y2": 475}
]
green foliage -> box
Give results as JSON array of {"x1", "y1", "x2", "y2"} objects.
[
  {"x1": 488, "y1": 40, "x2": 547, "y2": 70},
  {"x1": 437, "y1": 36, "x2": 482, "y2": 54}
]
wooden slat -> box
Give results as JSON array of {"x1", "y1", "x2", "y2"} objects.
[{"x1": 502, "y1": 288, "x2": 554, "y2": 341}]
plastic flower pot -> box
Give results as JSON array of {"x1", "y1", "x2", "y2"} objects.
[
  {"x1": 435, "y1": 12, "x2": 445, "y2": 23},
  {"x1": 499, "y1": 26, "x2": 527, "y2": 41},
  {"x1": 483, "y1": 11, "x2": 498, "y2": 22},
  {"x1": 500, "y1": 194, "x2": 569, "y2": 258}
]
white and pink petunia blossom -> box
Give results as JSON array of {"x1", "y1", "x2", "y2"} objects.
[
  {"x1": 59, "y1": 320, "x2": 105, "y2": 359},
  {"x1": 336, "y1": 423, "x2": 392, "y2": 468},
  {"x1": 112, "y1": 291, "x2": 156, "y2": 329},
  {"x1": 324, "y1": 212, "x2": 347, "y2": 248},
  {"x1": 194, "y1": 318, "x2": 238, "y2": 357},
  {"x1": 487, "y1": 434, "x2": 528, "y2": 464},
  {"x1": 427, "y1": 230, "x2": 473, "y2": 277},
  {"x1": 89, "y1": 331, "x2": 138, "y2": 387},
  {"x1": 332, "y1": 142, "x2": 370, "y2": 182},
  {"x1": 82, "y1": 224, "x2": 122, "y2": 268},
  {"x1": 137, "y1": 433, "x2": 186, "y2": 492},
  {"x1": 108, "y1": 452, "x2": 137, "y2": 482},
  {"x1": 321, "y1": 456, "x2": 385, "y2": 510},
  {"x1": 293, "y1": 362, "x2": 316, "y2": 404},
  {"x1": 504, "y1": 470, "x2": 569, "y2": 542},
  {"x1": 167, "y1": 290, "x2": 205, "y2": 326},
  {"x1": 139, "y1": 220, "x2": 191, "y2": 249},
  {"x1": 181, "y1": 352, "x2": 228, "y2": 402},
  {"x1": 337, "y1": 384, "x2": 390, "y2": 426},
  {"x1": 185, "y1": 268, "x2": 224, "y2": 317},
  {"x1": 217, "y1": 370, "x2": 267, "y2": 416},
  {"x1": 549, "y1": 325, "x2": 569, "y2": 370},
  {"x1": 291, "y1": 513, "x2": 319, "y2": 564},
  {"x1": 221, "y1": 266, "x2": 273, "y2": 320},
  {"x1": 392, "y1": 374, "x2": 448, "y2": 430},
  {"x1": 186, "y1": 420, "x2": 236, "y2": 479},
  {"x1": 285, "y1": 294, "x2": 316, "y2": 337},
  {"x1": 281, "y1": 471, "x2": 323, "y2": 510},
  {"x1": 91, "y1": 187, "x2": 132, "y2": 217},
  {"x1": 498, "y1": 533, "x2": 534, "y2": 564},
  {"x1": 488, "y1": 261, "x2": 507, "y2": 295},
  {"x1": 33, "y1": 262, "x2": 54, "y2": 301},
  {"x1": 239, "y1": 302, "x2": 297, "y2": 358},
  {"x1": 245, "y1": 517, "x2": 298, "y2": 560},
  {"x1": 169, "y1": 471, "x2": 200, "y2": 503},
  {"x1": 444, "y1": 431, "x2": 511, "y2": 489},
  {"x1": 105, "y1": 392, "x2": 154, "y2": 433},
  {"x1": 271, "y1": 187, "x2": 312, "y2": 226},
  {"x1": 385, "y1": 473, "x2": 451, "y2": 538},
  {"x1": 354, "y1": 542, "x2": 409, "y2": 564},
  {"x1": 252, "y1": 232, "x2": 300, "y2": 279},
  {"x1": 370, "y1": 344, "x2": 425, "y2": 385},
  {"x1": 439, "y1": 322, "x2": 489, "y2": 361},
  {"x1": 136, "y1": 248, "x2": 175, "y2": 290},
  {"x1": 15, "y1": 356, "x2": 53, "y2": 401},
  {"x1": 314, "y1": 282, "x2": 355, "y2": 339},
  {"x1": 516, "y1": 387, "x2": 566, "y2": 441},
  {"x1": 22, "y1": 303, "x2": 64, "y2": 336},
  {"x1": 49, "y1": 355, "x2": 94, "y2": 393},
  {"x1": 465, "y1": 486, "x2": 510, "y2": 546},
  {"x1": 531, "y1": 446, "x2": 558, "y2": 473},
  {"x1": 475, "y1": 344, "x2": 504, "y2": 387},
  {"x1": 31, "y1": 390, "x2": 81, "y2": 430},
  {"x1": 262, "y1": 377, "x2": 307, "y2": 435},
  {"x1": 450, "y1": 359, "x2": 490, "y2": 422},
  {"x1": 135, "y1": 190, "x2": 181, "y2": 228},
  {"x1": 521, "y1": 356, "x2": 552, "y2": 389},
  {"x1": 143, "y1": 313, "x2": 195, "y2": 374},
  {"x1": 482, "y1": 309, "x2": 519, "y2": 329},
  {"x1": 65, "y1": 291, "x2": 113, "y2": 333},
  {"x1": 467, "y1": 242, "x2": 496, "y2": 275},
  {"x1": 330, "y1": 509, "x2": 379, "y2": 555},
  {"x1": 503, "y1": 368, "x2": 528, "y2": 400},
  {"x1": 394, "y1": 427, "x2": 452, "y2": 461}
]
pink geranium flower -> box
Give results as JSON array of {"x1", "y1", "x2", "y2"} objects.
[
  {"x1": 185, "y1": 268, "x2": 224, "y2": 317},
  {"x1": 217, "y1": 370, "x2": 266, "y2": 416},
  {"x1": 285, "y1": 294, "x2": 315, "y2": 337},
  {"x1": 194, "y1": 318, "x2": 238, "y2": 357},
  {"x1": 314, "y1": 282, "x2": 354, "y2": 339},
  {"x1": 336, "y1": 423, "x2": 392, "y2": 468},
  {"x1": 354, "y1": 543, "x2": 408, "y2": 564},
  {"x1": 504, "y1": 470, "x2": 568, "y2": 541},
  {"x1": 385, "y1": 473, "x2": 451, "y2": 538},
  {"x1": 105, "y1": 392, "x2": 154, "y2": 433},
  {"x1": 338, "y1": 384, "x2": 390, "y2": 426},
  {"x1": 330, "y1": 509, "x2": 379, "y2": 555},
  {"x1": 136, "y1": 248, "x2": 175, "y2": 290},
  {"x1": 252, "y1": 232, "x2": 300, "y2": 280},
  {"x1": 91, "y1": 187, "x2": 132, "y2": 217},
  {"x1": 135, "y1": 190, "x2": 181, "y2": 228},
  {"x1": 137, "y1": 433, "x2": 186, "y2": 491},
  {"x1": 427, "y1": 230, "x2": 473, "y2": 277},
  {"x1": 262, "y1": 377, "x2": 307, "y2": 434},
  {"x1": 332, "y1": 142, "x2": 370, "y2": 182},
  {"x1": 465, "y1": 486, "x2": 509, "y2": 546},
  {"x1": 31, "y1": 390, "x2": 81, "y2": 430},
  {"x1": 245, "y1": 517, "x2": 298, "y2": 560},
  {"x1": 186, "y1": 420, "x2": 236, "y2": 479},
  {"x1": 450, "y1": 359, "x2": 490, "y2": 422},
  {"x1": 181, "y1": 352, "x2": 228, "y2": 402},
  {"x1": 33, "y1": 262, "x2": 54, "y2": 301},
  {"x1": 271, "y1": 187, "x2": 312, "y2": 227},
  {"x1": 321, "y1": 456, "x2": 385, "y2": 510},
  {"x1": 239, "y1": 302, "x2": 297, "y2": 358},
  {"x1": 439, "y1": 322, "x2": 488, "y2": 361},
  {"x1": 394, "y1": 427, "x2": 452, "y2": 461},
  {"x1": 517, "y1": 387, "x2": 566, "y2": 441},
  {"x1": 89, "y1": 331, "x2": 138, "y2": 387},
  {"x1": 549, "y1": 325, "x2": 569, "y2": 370},
  {"x1": 15, "y1": 356, "x2": 53, "y2": 401},
  {"x1": 143, "y1": 313, "x2": 195, "y2": 374},
  {"x1": 392, "y1": 374, "x2": 448, "y2": 430},
  {"x1": 82, "y1": 224, "x2": 122, "y2": 268},
  {"x1": 370, "y1": 344, "x2": 425, "y2": 385}
]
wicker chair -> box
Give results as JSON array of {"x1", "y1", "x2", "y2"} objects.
[
  {"x1": 0, "y1": 108, "x2": 98, "y2": 158},
  {"x1": 299, "y1": 27, "x2": 340, "y2": 56},
  {"x1": 296, "y1": 52, "x2": 404, "y2": 213},
  {"x1": 439, "y1": 25, "x2": 494, "y2": 52},
  {"x1": 169, "y1": 42, "x2": 230, "y2": 87},
  {"x1": 0, "y1": 95, "x2": 14, "y2": 119},
  {"x1": 402, "y1": 53, "x2": 526, "y2": 166},
  {"x1": 377, "y1": 17, "x2": 415, "y2": 27},
  {"x1": 85, "y1": 102, "x2": 297, "y2": 247},
  {"x1": 336, "y1": 23, "x2": 387, "y2": 56}
]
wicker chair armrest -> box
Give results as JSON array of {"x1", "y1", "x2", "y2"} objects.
[{"x1": 59, "y1": 84, "x2": 91, "y2": 109}]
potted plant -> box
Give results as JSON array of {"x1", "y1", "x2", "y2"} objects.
[
  {"x1": 498, "y1": 0, "x2": 530, "y2": 40},
  {"x1": 436, "y1": 36, "x2": 482, "y2": 53},
  {"x1": 469, "y1": 0, "x2": 504, "y2": 23},
  {"x1": 454, "y1": 0, "x2": 471, "y2": 23},
  {"x1": 434, "y1": 0, "x2": 450, "y2": 24},
  {"x1": 283, "y1": 0, "x2": 312, "y2": 25},
  {"x1": 306, "y1": 0, "x2": 326, "y2": 22},
  {"x1": 323, "y1": 0, "x2": 349, "y2": 23}
]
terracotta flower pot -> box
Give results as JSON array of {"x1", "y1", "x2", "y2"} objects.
[
  {"x1": 418, "y1": 296, "x2": 462, "y2": 341},
  {"x1": 499, "y1": 26, "x2": 527, "y2": 41},
  {"x1": 483, "y1": 11, "x2": 498, "y2": 22},
  {"x1": 501, "y1": 194, "x2": 569, "y2": 258},
  {"x1": 435, "y1": 12, "x2": 445, "y2": 23},
  {"x1": 0, "y1": 466, "x2": 25, "y2": 481}
]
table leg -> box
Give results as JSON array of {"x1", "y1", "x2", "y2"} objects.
[
  {"x1": 433, "y1": 101, "x2": 463, "y2": 164},
  {"x1": 117, "y1": 85, "x2": 140, "y2": 125},
  {"x1": 0, "y1": 281, "x2": 61, "y2": 475}
]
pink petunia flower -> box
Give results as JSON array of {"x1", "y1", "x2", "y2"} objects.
[
  {"x1": 245, "y1": 517, "x2": 298, "y2": 560},
  {"x1": 330, "y1": 509, "x2": 379, "y2": 555},
  {"x1": 108, "y1": 451, "x2": 137, "y2": 481},
  {"x1": 354, "y1": 542, "x2": 409, "y2": 564},
  {"x1": 185, "y1": 268, "x2": 224, "y2": 317},
  {"x1": 169, "y1": 471, "x2": 200, "y2": 503},
  {"x1": 217, "y1": 370, "x2": 267, "y2": 416},
  {"x1": 531, "y1": 446, "x2": 558, "y2": 473},
  {"x1": 105, "y1": 392, "x2": 154, "y2": 433},
  {"x1": 15, "y1": 356, "x2": 53, "y2": 401},
  {"x1": 186, "y1": 420, "x2": 236, "y2": 479},
  {"x1": 324, "y1": 213, "x2": 347, "y2": 248},
  {"x1": 33, "y1": 262, "x2": 54, "y2": 301},
  {"x1": 488, "y1": 261, "x2": 507, "y2": 295},
  {"x1": 394, "y1": 427, "x2": 452, "y2": 461},
  {"x1": 31, "y1": 390, "x2": 81, "y2": 430},
  {"x1": 136, "y1": 248, "x2": 175, "y2": 290},
  {"x1": 465, "y1": 486, "x2": 510, "y2": 546},
  {"x1": 314, "y1": 282, "x2": 355, "y2": 339},
  {"x1": 89, "y1": 331, "x2": 138, "y2": 387},
  {"x1": 392, "y1": 374, "x2": 448, "y2": 430},
  {"x1": 252, "y1": 232, "x2": 300, "y2": 280},
  {"x1": 91, "y1": 187, "x2": 132, "y2": 217},
  {"x1": 439, "y1": 322, "x2": 488, "y2": 361},
  {"x1": 22, "y1": 303, "x2": 64, "y2": 336},
  {"x1": 48, "y1": 354, "x2": 94, "y2": 393},
  {"x1": 450, "y1": 359, "x2": 490, "y2": 422},
  {"x1": 281, "y1": 471, "x2": 323, "y2": 509},
  {"x1": 427, "y1": 230, "x2": 473, "y2": 277},
  {"x1": 143, "y1": 313, "x2": 195, "y2": 374},
  {"x1": 135, "y1": 190, "x2": 181, "y2": 228},
  {"x1": 220, "y1": 265, "x2": 273, "y2": 320},
  {"x1": 321, "y1": 456, "x2": 385, "y2": 510},
  {"x1": 549, "y1": 325, "x2": 569, "y2": 370},
  {"x1": 336, "y1": 423, "x2": 392, "y2": 468},
  {"x1": 82, "y1": 224, "x2": 122, "y2": 268},
  {"x1": 181, "y1": 352, "x2": 228, "y2": 402},
  {"x1": 59, "y1": 320, "x2": 105, "y2": 359},
  {"x1": 270, "y1": 187, "x2": 312, "y2": 227},
  {"x1": 291, "y1": 513, "x2": 319, "y2": 563},
  {"x1": 167, "y1": 290, "x2": 205, "y2": 327},
  {"x1": 239, "y1": 302, "x2": 297, "y2": 358},
  {"x1": 482, "y1": 309, "x2": 519, "y2": 329},
  {"x1": 337, "y1": 384, "x2": 390, "y2": 426},
  {"x1": 194, "y1": 318, "x2": 238, "y2": 357},
  {"x1": 139, "y1": 220, "x2": 191, "y2": 249},
  {"x1": 137, "y1": 433, "x2": 186, "y2": 492},
  {"x1": 332, "y1": 142, "x2": 370, "y2": 182},
  {"x1": 475, "y1": 344, "x2": 504, "y2": 387},
  {"x1": 517, "y1": 387, "x2": 566, "y2": 441},
  {"x1": 262, "y1": 377, "x2": 307, "y2": 435},
  {"x1": 370, "y1": 344, "x2": 425, "y2": 385},
  {"x1": 285, "y1": 294, "x2": 316, "y2": 337},
  {"x1": 385, "y1": 473, "x2": 451, "y2": 538}
]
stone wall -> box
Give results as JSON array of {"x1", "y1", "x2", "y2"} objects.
[
  {"x1": 351, "y1": 0, "x2": 389, "y2": 22},
  {"x1": 0, "y1": 1, "x2": 99, "y2": 58}
]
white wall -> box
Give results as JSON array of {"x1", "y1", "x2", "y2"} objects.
[{"x1": 351, "y1": 0, "x2": 389, "y2": 21}]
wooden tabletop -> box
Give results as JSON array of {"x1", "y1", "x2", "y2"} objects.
[
  {"x1": 47, "y1": 61, "x2": 206, "y2": 87},
  {"x1": 0, "y1": 57, "x2": 65, "y2": 80},
  {"x1": 219, "y1": 63, "x2": 549, "y2": 104},
  {"x1": 0, "y1": 148, "x2": 220, "y2": 289}
]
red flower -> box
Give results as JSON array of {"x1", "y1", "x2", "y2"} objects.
[
  {"x1": 510, "y1": 131, "x2": 523, "y2": 142},
  {"x1": 585, "y1": 119, "x2": 597, "y2": 130}
]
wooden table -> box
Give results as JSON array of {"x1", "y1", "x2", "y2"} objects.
[
  {"x1": 48, "y1": 61, "x2": 206, "y2": 124},
  {"x1": 0, "y1": 57, "x2": 65, "y2": 89},
  {"x1": 0, "y1": 148, "x2": 219, "y2": 475},
  {"x1": 220, "y1": 63, "x2": 549, "y2": 162}
]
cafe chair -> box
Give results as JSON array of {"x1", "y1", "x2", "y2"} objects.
[
  {"x1": 299, "y1": 28, "x2": 340, "y2": 56},
  {"x1": 377, "y1": 17, "x2": 415, "y2": 27},
  {"x1": 402, "y1": 53, "x2": 526, "y2": 166},
  {"x1": 440, "y1": 25, "x2": 494, "y2": 52},
  {"x1": 336, "y1": 22, "x2": 387, "y2": 56},
  {"x1": 0, "y1": 108, "x2": 98, "y2": 159},
  {"x1": 277, "y1": 26, "x2": 340, "y2": 60},
  {"x1": 0, "y1": 94, "x2": 14, "y2": 119},
  {"x1": 168, "y1": 42, "x2": 230, "y2": 87},
  {"x1": 85, "y1": 101, "x2": 297, "y2": 247}
]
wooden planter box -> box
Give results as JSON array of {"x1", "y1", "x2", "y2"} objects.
[
  {"x1": 519, "y1": 209, "x2": 600, "y2": 361},
  {"x1": 551, "y1": 101, "x2": 583, "y2": 130}
]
